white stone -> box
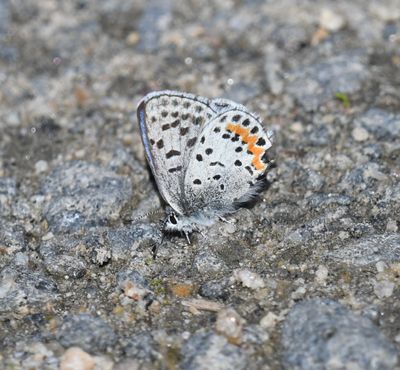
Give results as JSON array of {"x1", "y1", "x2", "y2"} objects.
[
  {"x1": 233, "y1": 269, "x2": 265, "y2": 290},
  {"x1": 386, "y1": 219, "x2": 398, "y2": 233},
  {"x1": 260, "y1": 312, "x2": 279, "y2": 329},
  {"x1": 290, "y1": 122, "x2": 304, "y2": 133},
  {"x1": 291, "y1": 286, "x2": 306, "y2": 300},
  {"x1": 216, "y1": 308, "x2": 244, "y2": 343},
  {"x1": 42, "y1": 232, "x2": 54, "y2": 241},
  {"x1": 35, "y1": 160, "x2": 49, "y2": 174},
  {"x1": 60, "y1": 347, "x2": 95, "y2": 370},
  {"x1": 352, "y1": 127, "x2": 369, "y2": 142},
  {"x1": 375, "y1": 261, "x2": 388, "y2": 273},
  {"x1": 374, "y1": 280, "x2": 395, "y2": 299},
  {"x1": 319, "y1": 8, "x2": 345, "y2": 32},
  {"x1": 315, "y1": 265, "x2": 329, "y2": 284}
]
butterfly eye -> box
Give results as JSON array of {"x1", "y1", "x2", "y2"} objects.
[{"x1": 169, "y1": 214, "x2": 178, "y2": 224}]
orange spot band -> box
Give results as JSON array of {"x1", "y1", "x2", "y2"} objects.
[{"x1": 226, "y1": 123, "x2": 265, "y2": 171}]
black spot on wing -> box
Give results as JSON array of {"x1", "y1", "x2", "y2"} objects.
[
  {"x1": 180, "y1": 127, "x2": 189, "y2": 136},
  {"x1": 213, "y1": 127, "x2": 221, "y2": 133},
  {"x1": 162, "y1": 123, "x2": 170, "y2": 131},
  {"x1": 172, "y1": 111, "x2": 179, "y2": 118},
  {"x1": 242, "y1": 118, "x2": 250, "y2": 127},
  {"x1": 194, "y1": 116, "x2": 204, "y2": 126},
  {"x1": 213, "y1": 175, "x2": 221, "y2": 180},
  {"x1": 168, "y1": 166, "x2": 182, "y2": 173},
  {"x1": 181, "y1": 113, "x2": 190, "y2": 120},
  {"x1": 256, "y1": 137, "x2": 266, "y2": 146},
  {"x1": 171, "y1": 119, "x2": 180, "y2": 128},
  {"x1": 205, "y1": 148, "x2": 213, "y2": 155},
  {"x1": 196, "y1": 154, "x2": 203, "y2": 161},
  {"x1": 161, "y1": 111, "x2": 168, "y2": 118},
  {"x1": 245, "y1": 166, "x2": 253, "y2": 175},
  {"x1": 235, "y1": 160, "x2": 242, "y2": 166},
  {"x1": 166, "y1": 149, "x2": 181, "y2": 159},
  {"x1": 250, "y1": 126, "x2": 259, "y2": 134},
  {"x1": 187, "y1": 137, "x2": 197, "y2": 147},
  {"x1": 193, "y1": 179, "x2": 201, "y2": 185},
  {"x1": 210, "y1": 161, "x2": 225, "y2": 167},
  {"x1": 149, "y1": 139, "x2": 155, "y2": 145},
  {"x1": 232, "y1": 114, "x2": 241, "y2": 122},
  {"x1": 156, "y1": 139, "x2": 164, "y2": 149}
]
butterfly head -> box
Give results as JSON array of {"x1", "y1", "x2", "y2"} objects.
[
  {"x1": 163, "y1": 209, "x2": 198, "y2": 236},
  {"x1": 163, "y1": 209, "x2": 185, "y2": 232}
]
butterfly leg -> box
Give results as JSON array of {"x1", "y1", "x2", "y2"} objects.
[
  {"x1": 193, "y1": 225, "x2": 206, "y2": 239},
  {"x1": 152, "y1": 233, "x2": 166, "y2": 259},
  {"x1": 181, "y1": 230, "x2": 191, "y2": 244}
]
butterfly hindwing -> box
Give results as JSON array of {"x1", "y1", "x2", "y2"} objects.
[
  {"x1": 183, "y1": 109, "x2": 273, "y2": 214},
  {"x1": 137, "y1": 91, "x2": 219, "y2": 213}
]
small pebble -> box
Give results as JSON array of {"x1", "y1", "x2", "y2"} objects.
[
  {"x1": 374, "y1": 280, "x2": 395, "y2": 298},
  {"x1": 126, "y1": 32, "x2": 140, "y2": 45},
  {"x1": 60, "y1": 347, "x2": 95, "y2": 370},
  {"x1": 233, "y1": 269, "x2": 265, "y2": 290},
  {"x1": 260, "y1": 312, "x2": 279, "y2": 329},
  {"x1": 121, "y1": 280, "x2": 149, "y2": 301},
  {"x1": 34, "y1": 160, "x2": 49, "y2": 174},
  {"x1": 319, "y1": 8, "x2": 345, "y2": 32},
  {"x1": 291, "y1": 286, "x2": 307, "y2": 300},
  {"x1": 222, "y1": 221, "x2": 236, "y2": 234},
  {"x1": 352, "y1": 127, "x2": 369, "y2": 142},
  {"x1": 42, "y1": 232, "x2": 54, "y2": 241},
  {"x1": 375, "y1": 261, "x2": 388, "y2": 273},
  {"x1": 315, "y1": 265, "x2": 329, "y2": 284},
  {"x1": 290, "y1": 122, "x2": 304, "y2": 133},
  {"x1": 386, "y1": 219, "x2": 398, "y2": 232},
  {"x1": 216, "y1": 308, "x2": 245, "y2": 344}
]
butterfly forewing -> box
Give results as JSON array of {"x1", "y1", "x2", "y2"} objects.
[
  {"x1": 183, "y1": 109, "x2": 273, "y2": 214},
  {"x1": 137, "y1": 91, "x2": 219, "y2": 214}
]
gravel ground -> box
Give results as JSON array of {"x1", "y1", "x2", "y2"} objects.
[{"x1": 0, "y1": 0, "x2": 399, "y2": 369}]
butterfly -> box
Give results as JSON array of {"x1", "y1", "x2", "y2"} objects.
[{"x1": 137, "y1": 90, "x2": 273, "y2": 242}]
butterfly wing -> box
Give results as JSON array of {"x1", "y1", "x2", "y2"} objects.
[
  {"x1": 183, "y1": 108, "x2": 273, "y2": 215},
  {"x1": 137, "y1": 90, "x2": 236, "y2": 214}
]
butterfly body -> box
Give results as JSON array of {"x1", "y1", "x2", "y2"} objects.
[{"x1": 137, "y1": 91, "x2": 273, "y2": 240}]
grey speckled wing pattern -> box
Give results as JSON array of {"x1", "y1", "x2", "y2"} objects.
[
  {"x1": 184, "y1": 109, "x2": 273, "y2": 215},
  {"x1": 137, "y1": 90, "x2": 273, "y2": 236}
]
